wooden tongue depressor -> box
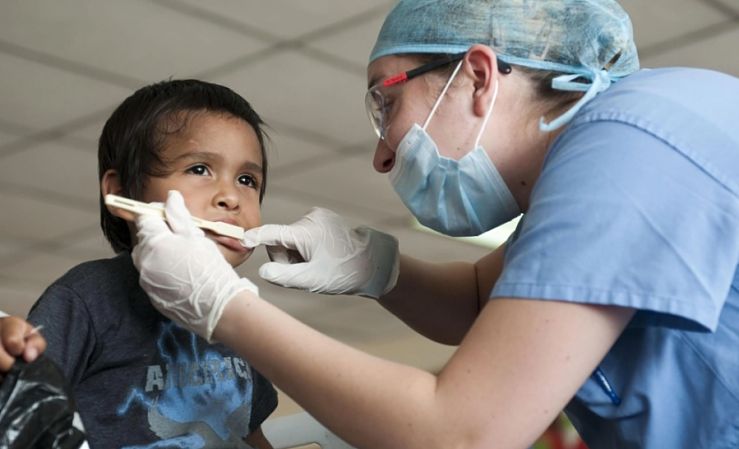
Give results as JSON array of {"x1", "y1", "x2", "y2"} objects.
[{"x1": 104, "y1": 194, "x2": 245, "y2": 240}]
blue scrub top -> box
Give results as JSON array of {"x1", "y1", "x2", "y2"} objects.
[{"x1": 491, "y1": 68, "x2": 739, "y2": 448}]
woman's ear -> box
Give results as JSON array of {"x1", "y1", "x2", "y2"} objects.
[
  {"x1": 464, "y1": 44, "x2": 499, "y2": 118},
  {"x1": 101, "y1": 169, "x2": 137, "y2": 222}
]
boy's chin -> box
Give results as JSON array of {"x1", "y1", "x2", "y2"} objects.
[
  {"x1": 206, "y1": 234, "x2": 251, "y2": 267},
  {"x1": 226, "y1": 252, "x2": 251, "y2": 268},
  {"x1": 218, "y1": 245, "x2": 251, "y2": 268}
]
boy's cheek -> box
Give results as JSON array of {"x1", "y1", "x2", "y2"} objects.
[
  {"x1": 108, "y1": 205, "x2": 138, "y2": 223},
  {"x1": 238, "y1": 246, "x2": 255, "y2": 266},
  {"x1": 242, "y1": 208, "x2": 261, "y2": 230},
  {"x1": 241, "y1": 251, "x2": 254, "y2": 263}
]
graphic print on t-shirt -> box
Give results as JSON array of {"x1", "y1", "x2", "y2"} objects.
[{"x1": 117, "y1": 322, "x2": 254, "y2": 448}]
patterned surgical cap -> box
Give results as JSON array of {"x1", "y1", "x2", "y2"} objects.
[{"x1": 370, "y1": 0, "x2": 640, "y2": 130}]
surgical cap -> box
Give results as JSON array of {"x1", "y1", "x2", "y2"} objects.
[{"x1": 370, "y1": 0, "x2": 640, "y2": 131}]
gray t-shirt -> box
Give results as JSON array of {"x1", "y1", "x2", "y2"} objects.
[{"x1": 28, "y1": 253, "x2": 277, "y2": 449}]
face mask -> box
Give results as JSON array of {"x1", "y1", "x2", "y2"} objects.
[{"x1": 389, "y1": 60, "x2": 520, "y2": 237}]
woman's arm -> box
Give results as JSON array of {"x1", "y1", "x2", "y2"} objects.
[
  {"x1": 134, "y1": 192, "x2": 635, "y2": 449},
  {"x1": 378, "y1": 245, "x2": 506, "y2": 345},
  {"x1": 216, "y1": 291, "x2": 633, "y2": 449}
]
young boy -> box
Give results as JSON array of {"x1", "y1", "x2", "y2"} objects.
[{"x1": 27, "y1": 79, "x2": 277, "y2": 449}]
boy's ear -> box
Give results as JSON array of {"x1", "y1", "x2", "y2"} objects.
[{"x1": 101, "y1": 169, "x2": 137, "y2": 222}]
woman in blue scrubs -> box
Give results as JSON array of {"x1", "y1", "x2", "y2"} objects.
[{"x1": 131, "y1": 0, "x2": 739, "y2": 447}]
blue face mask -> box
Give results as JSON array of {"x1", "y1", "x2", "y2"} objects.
[{"x1": 389, "y1": 61, "x2": 520, "y2": 237}]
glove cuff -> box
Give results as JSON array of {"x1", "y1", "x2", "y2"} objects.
[
  {"x1": 356, "y1": 227, "x2": 400, "y2": 300},
  {"x1": 205, "y1": 278, "x2": 260, "y2": 343}
]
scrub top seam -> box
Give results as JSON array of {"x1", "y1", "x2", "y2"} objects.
[
  {"x1": 492, "y1": 281, "x2": 711, "y2": 330},
  {"x1": 492, "y1": 280, "x2": 703, "y2": 307},
  {"x1": 676, "y1": 331, "x2": 739, "y2": 405},
  {"x1": 567, "y1": 111, "x2": 739, "y2": 200}
]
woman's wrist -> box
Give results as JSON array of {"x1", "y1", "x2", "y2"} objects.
[{"x1": 212, "y1": 289, "x2": 259, "y2": 345}]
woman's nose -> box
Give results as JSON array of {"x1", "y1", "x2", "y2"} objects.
[{"x1": 373, "y1": 139, "x2": 396, "y2": 173}]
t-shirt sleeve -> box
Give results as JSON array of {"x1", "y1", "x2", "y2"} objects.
[
  {"x1": 492, "y1": 120, "x2": 739, "y2": 331},
  {"x1": 27, "y1": 283, "x2": 96, "y2": 385},
  {"x1": 248, "y1": 367, "x2": 278, "y2": 432}
]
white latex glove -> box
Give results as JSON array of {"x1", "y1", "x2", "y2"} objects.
[
  {"x1": 242, "y1": 208, "x2": 399, "y2": 299},
  {"x1": 132, "y1": 191, "x2": 258, "y2": 342}
]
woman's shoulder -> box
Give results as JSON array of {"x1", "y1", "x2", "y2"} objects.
[
  {"x1": 576, "y1": 67, "x2": 739, "y2": 127},
  {"x1": 552, "y1": 67, "x2": 739, "y2": 194}
]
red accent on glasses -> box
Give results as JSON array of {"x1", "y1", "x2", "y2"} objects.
[{"x1": 383, "y1": 73, "x2": 409, "y2": 87}]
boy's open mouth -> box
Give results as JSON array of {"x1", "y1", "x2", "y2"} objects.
[{"x1": 207, "y1": 232, "x2": 249, "y2": 254}]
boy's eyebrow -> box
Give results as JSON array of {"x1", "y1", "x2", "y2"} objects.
[
  {"x1": 240, "y1": 161, "x2": 264, "y2": 172},
  {"x1": 171, "y1": 151, "x2": 220, "y2": 163}
]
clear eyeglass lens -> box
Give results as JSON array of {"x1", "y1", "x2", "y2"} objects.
[{"x1": 365, "y1": 86, "x2": 385, "y2": 139}]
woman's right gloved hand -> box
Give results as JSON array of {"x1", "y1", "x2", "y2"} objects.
[
  {"x1": 242, "y1": 208, "x2": 400, "y2": 299},
  {"x1": 132, "y1": 191, "x2": 259, "y2": 343}
]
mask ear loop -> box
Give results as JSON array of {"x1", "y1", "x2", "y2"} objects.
[
  {"x1": 473, "y1": 79, "x2": 499, "y2": 149},
  {"x1": 539, "y1": 69, "x2": 611, "y2": 132},
  {"x1": 422, "y1": 59, "x2": 465, "y2": 131}
]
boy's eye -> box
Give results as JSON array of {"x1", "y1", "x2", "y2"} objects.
[
  {"x1": 186, "y1": 164, "x2": 210, "y2": 176},
  {"x1": 238, "y1": 174, "x2": 258, "y2": 189}
]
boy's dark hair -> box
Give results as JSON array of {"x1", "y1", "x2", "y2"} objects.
[{"x1": 98, "y1": 79, "x2": 268, "y2": 253}]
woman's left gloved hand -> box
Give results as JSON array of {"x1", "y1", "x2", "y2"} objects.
[{"x1": 132, "y1": 190, "x2": 258, "y2": 343}]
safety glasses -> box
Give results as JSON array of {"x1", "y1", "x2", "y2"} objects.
[{"x1": 365, "y1": 53, "x2": 512, "y2": 140}]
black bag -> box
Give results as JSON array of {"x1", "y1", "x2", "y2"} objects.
[{"x1": 0, "y1": 355, "x2": 86, "y2": 449}]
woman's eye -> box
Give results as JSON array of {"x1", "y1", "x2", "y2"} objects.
[
  {"x1": 238, "y1": 174, "x2": 257, "y2": 188},
  {"x1": 186, "y1": 165, "x2": 210, "y2": 176},
  {"x1": 383, "y1": 101, "x2": 395, "y2": 116}
]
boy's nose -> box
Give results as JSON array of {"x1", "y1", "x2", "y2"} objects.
[
  {"x1": 217, "y1": 198, "x2": 238, "y2": 209},
  {"x1": 214, "y1": 184, "x2": 239, "y2": 210}
]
